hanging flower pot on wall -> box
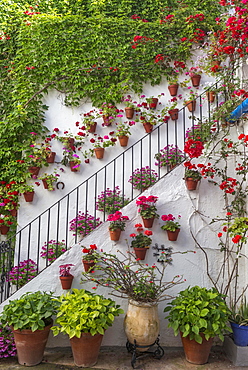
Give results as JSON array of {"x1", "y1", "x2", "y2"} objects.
[
  {"x1": 149, "y1": 98, "x2": 158, "y2": 109},
  {"x1": 168, "y1": 84, "x2": 179, "y2": 97},
  {"x1": 23, "y1": 191, "x2": 35, "y2": 202},
  {"x1": 28, "y1": 166, "x2": 40, "y2": 176},
  {"x1": 118, "y1": 135, "x2": 129, "y2": 147},
  {"x1": 94, "y1": 147, "x2": 105, "y2": 159},
  {"x1": 109, "y1": 228, "x2": 122, "y2": 241},
  {"x1": 168, "y1": 109, "x2": 179, "y2": 121},
  {"x1": 206, "y1": 91, "x2": 215, "y2": 103},
  {"x1": 69, "y1": 161, "x2": 80, "y2": 172},
  {"x1": 185, "y1": 178, "x2": 199, "y2": 191},
  {"x1": 142, "y1": 217, "x2": 154, "y2": 228},
  {"x1": 0, "y1": 225, "x2": 10, "y2": 235},
  {"x1": 88, "y1": 122, "x2": 97, "y2": 133},
  {"x1": 125, "y1": 107, "x2": 134, "y2": 119},
  {"x1": 60, "y1": 275, "x2": 74, "y2": 290},
  {"x1": 185, "y1": 100, "x2": 196, "y2": 112},
  {"x1": 190, "y1": 74, "x2": 201, "y2": 87},
  {"x1": 82, "y1": 260, "x2": 96, "y2": 273},
  {"x1": 46, "y1": 151, "x2": 56, "y2": 164},
  {"x1": 166, "y1": 229, "x2": 180, "y2": 241},
  {"x1": 133, "y1": 247, "x2": 148, "y2": 260},
  {"x1": 143, "y1": 122, "x2": 153, "y2": 133}
]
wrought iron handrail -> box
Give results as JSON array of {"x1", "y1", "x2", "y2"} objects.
[{"x1": 0, "y1": 83, "x2": 221, "y2": 303}]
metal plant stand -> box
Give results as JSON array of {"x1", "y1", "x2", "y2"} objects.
[{"x1": 126, "y1": 336, "x2": 164, "y2": 368}]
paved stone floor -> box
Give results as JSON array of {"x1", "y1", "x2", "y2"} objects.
[{"x1": 0, "y1": 346, "x2": 248, "y2": 370}]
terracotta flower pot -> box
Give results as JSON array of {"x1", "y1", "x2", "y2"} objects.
[
  {"x1": 143, "y1": 122, "x2": 153, "y2": 133},
  {"x1": 190, "y1": 73, "x2": 201, "y2": 87},
  {"x1": 168, "y1": 108, "x2": 179, "y2": 121},
  {"x1": 149, "y1": 98, "x2": 158, "y2": 109},
  {"x1": 168, "y1": 84, "x2": 179, "y2": 96},
  {"x1": 185, "y1": 100, "x2": 196, "y2": 112},
  {"x1": 88, "y1": 122, "x2": 97, "y2": 133},
  {"x1": 109, "y1": 228, "x2": 121, "y2": 241},
  {"x1": 94, "y1": 147, "x2": 105, "y2": 159},
  {"x1": 166, "y1": 228, "x2": 180, "y2": 241},
  {"x1": 180, "y1": 332, "x2": 213, "y2": 365},
  {"x1": 185, "y1": 178, "x2": 199, "y2": 191},
  {"x1": 28, "y1": 166, "x2": 40, "y2": 176},
  {"x1": 82, "y1": 260, "x2": 96, "y2": 273},
  {"x1": 23, "y1": 191, "x2": 35, "y2": 202},
  {"x1": 11, "y1": 322, "x2": 53, "y2": 366},
  {"x1": 133, "y1": 247, "x2": 148, "y2": 260},
  {"x1": 46, "y1": 151, "x2": 56, "y2": 163},
  {"x1": 118, "y1": 135, "x2": 129, "y2": 147},
  {"x1": 0, "y1": 225, "x2": 10, "y2": 235},
  {"x1": 42, "y1": 179, "x2": 49, "y2": 189},
  {"x1": 142, "y1": 217, "x2": 154, "y2": 228},
  {"x1": 69, "y1": 161, "x2": 80, "y2": 172},
  {"x1": 206, "y1": 91, "x2": 215, "y2": 103},
  {"x1": 70, "y1": 332, "x2": 103, "y2": 367},
  {"x1": 60, "y1": 275, "x2": 74, "y2": 289},
  {"x1": 103, "y1": 115, "x2": 112, "y2": 126},
  {"x1": 67, "y1": 138, "x2": 75, "y2": 150},
  {"x1": 125, "y1": 107, "x2": 134, "y2": 119},
  {"x1": 9, "y1": 208, "x2": 18, "y2": 217}
]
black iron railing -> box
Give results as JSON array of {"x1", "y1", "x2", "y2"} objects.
[{"x1": 0, "y1": 84, "x2": 222, "y2": 303}]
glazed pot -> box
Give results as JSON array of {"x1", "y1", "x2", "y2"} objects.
[{"x1": 124, "y1": 300, "x2": 159, "y2": 351}]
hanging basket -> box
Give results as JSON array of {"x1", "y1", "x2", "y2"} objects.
[
  {"x1": 166, "y1": 229, "x2": 180, "y2": 241},
  {"x1": 94, "y1": 147, "x2": 105, "y2": 159},
  {"x1": 109, "y1": 228, "x2": 122, "y2": 241},
  {"x1": 125, "y1": 107, "x2": 135, "y2": 119},
  {"x1": 168, "y1": 84, "x2": 179, "y2": 97},
  {"x1": 118, "y1": 135, "x2": 129, "y2": 147},
  {"x1": 133, "y1": 247, "x2": 148, "y2": 260}
]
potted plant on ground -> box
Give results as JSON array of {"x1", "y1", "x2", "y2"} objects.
[
  {"x1": 81, "y1": 248, "x2": 184, "y2": 357},
  {"x1": 7, "y1": 259, "x2": 37, "y2": 288},
  {"x1": 82, "y1": 244, "x2": 98, "y2": 272},
  {"x1": 107, "y1": 211, "x2": 129, "y2": 241},
  {"x1": 0, "y1": 291, "x2": 59, "y2": 366},
  {"x1": 51, "y1": 288, "x2": 123, "y2": 367},
  {"x1": 96, "y1": 186, "x2": 130, "y2": 214},
  {"x1": 161, "y1": 214, "x2": 181, "y2": 241},
  {"x1": 229, "y1": 297, "x2": 248, "y2": 346},
  {"x1": 184, "y1": 161, "x2": 202, "y2": 190},
  {"x1": 59, "y1": 264, "x2": 74, "y2": 289},
  {"x1": 129, "y1": 223, "x2": 153, "y2": 260},
  {"x1": 128, "y1": 166, "x2": 158, "y2": 191},
  {"x1": 136, "y1": 195, "x2": 159, "y2": 228},
  {"x1": 154, "y1": 144, "x2": 184, "y2": 169},
  {"x1": 115, "y1": 121, "x2": 135, "y2": 147},
  {"x1": 164, "y1": 286, "x2": 231, "y2": 365}
]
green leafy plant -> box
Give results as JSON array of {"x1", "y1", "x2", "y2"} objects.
[
  {"x1": 51, "y1": 289, "x2": 123, "y2": 338},
  {"x1": 107, "y1": 211, "x2": 129, "y2": 231},
  {"x1": 96, "y1": 187, "x2": 130, "y2": 214},
  {"x1": 82, "y1": 244, "x2": 98, "y2": 262},
  {"x1": 154, "y1": 145, "x2": 184, "y2": 168},
  {"x1": 136, "y1": 195, "x2": 159, "y2": 219},
  {"x1": 229, "y1": 297, "x2": 248, "y2": 326},
  {"x1": 7, "y1": 259, "x2": 37, "y2": 287},
  {"x1": 164, "y1": 286, "x2": 231, "y2": 344},
  {"x1": 0, "y1": 291, "x2": 59, "y2": 331},
  {"x1": 184, "y1": 161, "x2": 202, "y2": 180},
  {"x1": 130, "y1": 223, "x2": 153, "y2": 248},
  {"x1": 115, "y1": 121, "x2": 135, "y2": 137},
  {"x1": 161, "y1": 214, "x2": 181, "y2": 232},
  {"x1": 39, "y1": 170, "x2": 60, "y2": 191}
]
